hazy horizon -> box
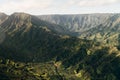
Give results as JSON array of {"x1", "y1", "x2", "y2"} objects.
[
  {"x1": 1, "y1": 12, "x2": 120, "y2": 16},
  {"x1": 0, "y1": 0, "x2": 120, "y2": 15}
]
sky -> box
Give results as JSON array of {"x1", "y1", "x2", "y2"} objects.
[{"x1": 0, "y1": 0, "x2": 120, "y2": 15}]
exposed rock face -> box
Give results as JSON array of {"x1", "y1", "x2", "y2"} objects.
[
  {"x1": 0, "y1": 12, "x2": 8, "y2": 24},
  {"x1": 38, "y1": 14, "x2": 114, "y2": 32}
]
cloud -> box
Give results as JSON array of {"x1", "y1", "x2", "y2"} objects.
[
  {"x1": 0, "y1": 0, "x2": 120, "y2": 14},
  {"x1": 0, "y1": 0, "x2": 54, "y2": 14},
  {"x1": 65, "y1": 0, "x2": 120, "y2": 7}
]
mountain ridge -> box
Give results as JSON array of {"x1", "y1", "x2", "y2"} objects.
[
  {"x1": 0, "y1": 12, "x2": 70, "y2": 36},
  {"x1": 0, "y1": 13, "x2": 8, "y2": 24}
]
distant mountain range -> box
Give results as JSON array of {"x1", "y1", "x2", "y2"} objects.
[
  {"x1": 39, "y1": 14, "x2": 120, "y2": 45},
  {"x1": 38, "y1": 14, "x2": 113, "y2": 32},
  {"x1": 1, "y1": 13, "x2": 120, "y2": 45}
]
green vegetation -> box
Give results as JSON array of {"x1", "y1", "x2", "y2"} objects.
[
  {"x1": 0, "y1": 13, "x2": 120, "y2": 80},
  {"x1": 0, "y1": 45, "x2": 120, "y2": 80}
]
